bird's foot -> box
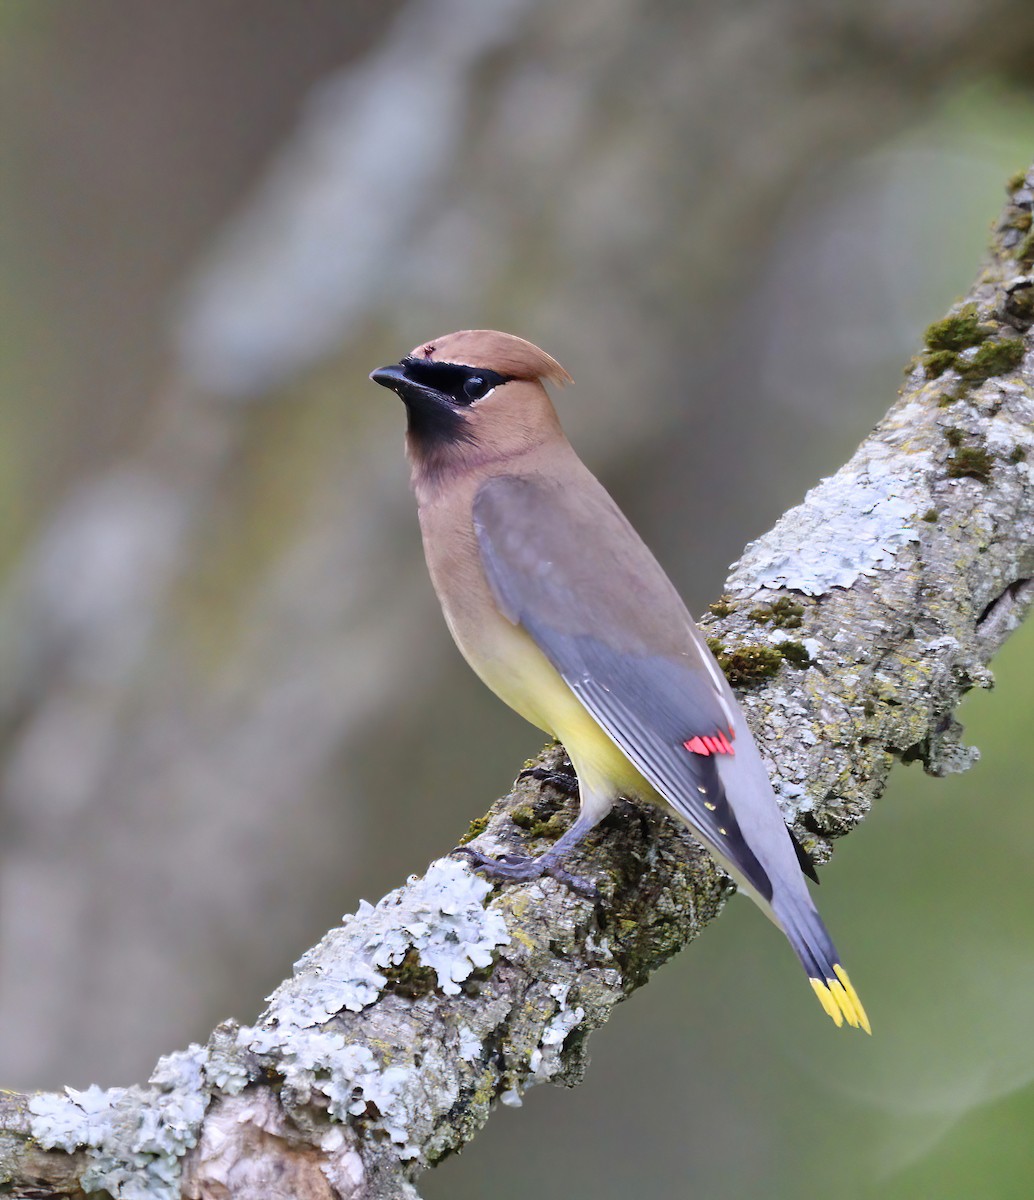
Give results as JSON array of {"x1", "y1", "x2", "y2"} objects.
[
  {"x1": 518, "y1": 766, "x2": 579, "y2": 797},
  {"x1": 452, "y1": 845, "x2": 598, "y2": 900}
]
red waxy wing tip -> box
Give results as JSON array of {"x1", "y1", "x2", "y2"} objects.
[{"x1": 683, "y1": 732, "x2": 734, "y2": 756}]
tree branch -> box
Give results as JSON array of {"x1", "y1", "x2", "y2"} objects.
[{"x1": 3, "y1": 171, "x2": 1034, "y2": 1200}]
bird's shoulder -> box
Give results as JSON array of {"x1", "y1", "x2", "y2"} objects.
[{"x1": 472, "y1": 463, "x2": 696, "y2": 657}]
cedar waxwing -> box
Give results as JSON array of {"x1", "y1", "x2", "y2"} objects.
[{"x1": 371, "y1": 330, "x2": 869, "y2": 1032}]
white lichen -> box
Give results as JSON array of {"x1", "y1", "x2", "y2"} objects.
[
  {"x1": 370, "y1": 858, "x2": 510, "y2": 995},
  {"x1": 731, "y1": 456, "x2": 922, "y2": 596},
  {"x1": 240, "y1": 1028, "x2": 421, "y2": 1158},
  {"x1": 28, "y1": 1048, "x2": 208, "y2": 1200},
  {"x1": 204, "y1": 1041, "x2": 251, "y2": 1096},
  {"x1": 770, "y1": 776, "x2": 811, "y2": 814},
  {"x1": 230, "y1": 858, "x2": 507, "y2": 1155},
  {"x1": 275, "y1": 949, "x2": 388, "y2": 1024},
  {"x1": 528, "y1": 982, "x2": 586, "y2": 1082},
  {"x1": 457, "y1": 1023, "x2": 483, "y2": 1062},
  {"x1": 267, "y1": 857, "x2": 510, "y2": 1033}
]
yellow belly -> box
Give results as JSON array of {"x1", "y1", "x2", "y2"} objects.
[{"x1": 452, "y1": 608, "x2": 654, "y2": 803}]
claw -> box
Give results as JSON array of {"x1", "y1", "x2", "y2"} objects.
[
  {"x1": 451, "y1": 844, "x2": 597, "y2": 900},
  {"x1": 543, "y1": 862, "x2": 600, "y2": 900},
  {"x1": 518, "y1": 766, "x2": 579, "y2": 797}
]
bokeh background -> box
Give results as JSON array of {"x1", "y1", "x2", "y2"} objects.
[{"x1": 3, "y1": 3, "x2": 1034, "y2": 1197}]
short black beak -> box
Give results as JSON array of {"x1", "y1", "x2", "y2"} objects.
[
  {"x1": 370, "y1": 357, "x2": 472, "y2": 446},
  {"x1": 369, "y1": 363, "x2": 409, "y2": 392},
  {"x1": 370, "y1": 361, "x2": 448, "y2": 415}
]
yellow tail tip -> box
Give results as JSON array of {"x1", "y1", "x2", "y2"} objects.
[{"x1": 810, "y1": 965, "x2": 871, "y2": 1034}]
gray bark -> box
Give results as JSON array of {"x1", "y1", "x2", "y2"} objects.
[
  {"x1": 4, "y1": 0, "x2": 1034, "y2": 1094},
  {"x1": 2, "y1": 161, "x2": 1032, "y2": 1200}
]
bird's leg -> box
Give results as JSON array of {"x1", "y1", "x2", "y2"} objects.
[{"x1": 453, "y1": 808, "x2": 603, "y2": 899}]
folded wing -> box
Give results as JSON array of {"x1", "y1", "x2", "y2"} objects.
[{"x1": 473, "y1": 471, "x2": 773, "y2": 900}]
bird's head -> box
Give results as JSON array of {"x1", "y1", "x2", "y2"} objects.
[{"x1": 370, "y1": 330, "x2": 572, "y2": 479}]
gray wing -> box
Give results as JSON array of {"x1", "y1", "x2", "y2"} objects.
[{"x1": 473, "y1": 472, "x2": 774, "y2": 900}]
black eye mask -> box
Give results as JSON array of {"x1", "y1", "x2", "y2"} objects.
[{"x1": 399, "y1": 358, "x2": 511, "y2": 405}]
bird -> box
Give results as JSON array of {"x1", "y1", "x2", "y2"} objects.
[{"x1": 370, "y1": 329, "x2": 869, "y2": 1032}]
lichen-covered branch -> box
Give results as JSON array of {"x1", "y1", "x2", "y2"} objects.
[{"x1": 3, "y1": 172, "x2": 1034, "y2": 1200}]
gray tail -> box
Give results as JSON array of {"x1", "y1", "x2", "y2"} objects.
[{"x1": 773, "y1": 895, "x2": 871, "y2": 1032}]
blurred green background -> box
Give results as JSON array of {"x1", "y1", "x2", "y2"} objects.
[{"x1": 2, "y1": 3, "x2": 1034, "y2": 1197}]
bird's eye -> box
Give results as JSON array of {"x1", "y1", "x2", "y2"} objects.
[{"x1": 463, "y1": 375, "x2": 492, "y2": 401}]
